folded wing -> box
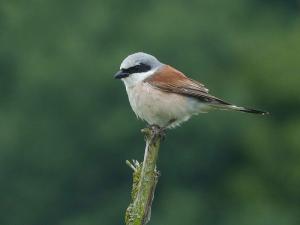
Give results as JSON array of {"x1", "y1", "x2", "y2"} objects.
[{"x1": 144, "y1": 65, "x2": 231, "y2": 105}]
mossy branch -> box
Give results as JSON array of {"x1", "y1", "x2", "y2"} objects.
[{"x1": 125, "y1": 126, "x2": 163, "y2": 225}]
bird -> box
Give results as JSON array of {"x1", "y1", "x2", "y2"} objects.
[{"x1": 114, "y1": 52, "x2": 268, "y2": 129}]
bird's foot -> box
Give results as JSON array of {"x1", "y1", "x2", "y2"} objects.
[
  {"x1": 151, "y1": 124, "x2": 166, "y2": 141},
  {"x1": 142, "y1": 124, "x2": 166, "y2": 142}
]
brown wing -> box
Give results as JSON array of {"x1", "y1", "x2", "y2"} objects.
[{"x1": 144, "y1": 65, "x2": 231, "y2": 105}]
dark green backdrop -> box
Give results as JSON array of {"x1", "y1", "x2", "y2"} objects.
[{"x1": 1, "y1": 0, "x2": 299, "y2": 225}]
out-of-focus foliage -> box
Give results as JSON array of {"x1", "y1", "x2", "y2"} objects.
[{"x1": 0, "y1": 0, "x2": 299, "y2": 225}]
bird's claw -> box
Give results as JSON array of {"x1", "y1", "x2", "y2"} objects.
[
  {"x1": 150, "y1": 125, "x2": 166, "y2": 142},
  {"x1": 142, "y1": 125, "x2": 166, "y2": 142}
]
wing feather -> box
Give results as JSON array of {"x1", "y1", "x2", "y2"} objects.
[{"x1": 144, "y1": 65, "x2": 231, "y2": 105}]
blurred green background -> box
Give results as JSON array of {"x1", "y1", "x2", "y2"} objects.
[{"x1": 1, "y1": 0, "x2": 300, "y2": 225}]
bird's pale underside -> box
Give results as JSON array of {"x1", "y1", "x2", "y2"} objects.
[{"x1": 114, "y1": 52, "x2": 268, "y2": 129}]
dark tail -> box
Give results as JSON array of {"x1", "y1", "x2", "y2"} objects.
[
  {"x1": 207, "y1": 96, "x2": 269, "y2": 115},
  {"x1": 236, "y1": 107, "x2": 269, "y2": 115},
  {"x1": 212, "y1": 103, "x2": 269, "y2": 115},
  {"x1": 228, "y1": 105, "x2": 269, "y2": 115}
]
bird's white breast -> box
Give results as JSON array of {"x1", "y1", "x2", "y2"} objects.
[{"x1": 124, "y1": 82, "x2": 209, "y2": 128}]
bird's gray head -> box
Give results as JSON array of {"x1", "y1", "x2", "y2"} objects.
[{"x1": 114, "y1": 52, "x2": 163, "y2": 87}]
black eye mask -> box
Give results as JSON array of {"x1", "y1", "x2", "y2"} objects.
[{"x1": 122, "y1": 63, "x2": 151, "y2": 74}]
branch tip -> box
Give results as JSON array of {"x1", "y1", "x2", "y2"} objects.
[{"x1": 126, "y1": 160, "x2": 137, "y2": 172}]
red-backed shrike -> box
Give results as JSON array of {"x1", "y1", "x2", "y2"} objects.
[{"x1": 115, "y1": 52, "x2": 268, "y2": 129}]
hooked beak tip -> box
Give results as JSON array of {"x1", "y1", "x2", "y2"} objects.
[{"x1": 114, "y1": 70, "x2": 129, "y2": 79}]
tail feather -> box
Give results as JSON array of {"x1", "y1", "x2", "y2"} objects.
[
  {"x1": 211, "y1": 103, "x2": 269, "y2": 115},
  {"x1": 207, "y1": 96, "x2": 269, "y2": 115},
  {"x1": 228, "y1": 105, "x2": 269, "y2": 115}
]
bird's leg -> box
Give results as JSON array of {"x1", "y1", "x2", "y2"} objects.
[
  {"x1": 142, "y1": 124, "x2": 166, "y2": 142},
  {"x1": 147, "y1": 119, "x2": 176, "y2": 141},
  {"x1": 151, "y1": 125, "x2": 165, "y2": 140}
]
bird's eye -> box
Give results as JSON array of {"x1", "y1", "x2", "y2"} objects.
[{"x1": 122, "y1": 63, "x2": 151, "y2": 74}]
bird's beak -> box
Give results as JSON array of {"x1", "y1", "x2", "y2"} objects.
[{"x1": 114, "y1": 70, "x2": 129, "y2": 79}]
